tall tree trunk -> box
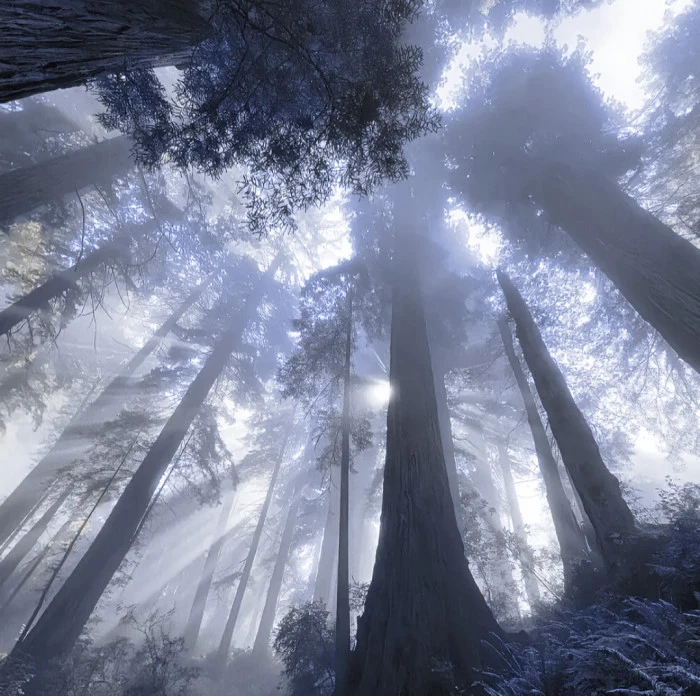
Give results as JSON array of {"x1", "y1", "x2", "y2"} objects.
[
  {"x1": 534, "y1": 163, "x2": 700, "y2": 376},
  {"x1": 183, "y1": 489, "x2": 237, "y2": 652},
  {"x1": 252, "y1": 483, "x2": 302, "y2": 654},
  {"x1": 0, "y1": 279, "x2": 211, "y2": 548},
  {"x1": 14, "y1": 286, "x2": 257, "y2": 671},
  {"x1": 348, "y1": 238, "x2": 502, "y2": 696},
  {"x1": 335, "y1": 292, "x2": 353, "y2": 694},
  {"x1": 0, "y1": 489, "x2": 70, "y2": 591},
  {"x1": 0, "y1": 136, "x2": 133, "y2": 226},
  {"x1": 313, "y1": 476, "x2": 339, "y2": 607},
  {"x1": 497, "y1": 315, "x2": 590, "y2": 589},
  {"x1": 215, "y1": 420, "x2": 292, "y2": 668},
  {"x1": 0, "y1": 1, "x2": 208, "y2": 103},
  {"x1": 497, "y1": 444, "x2": 540, "y2": 608},
  {"x1": 497, "y1": 270, "x2": 635, "y2": 573}
]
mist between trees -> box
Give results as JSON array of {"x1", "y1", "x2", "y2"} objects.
[{"x1": 2, "y1": 1, "x2": 700, "y2": 695}]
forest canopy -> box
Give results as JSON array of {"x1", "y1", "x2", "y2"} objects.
[{"x1": 2, "y1": 0, "x2": 700, "y2": 695}]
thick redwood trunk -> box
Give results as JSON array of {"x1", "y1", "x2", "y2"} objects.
[
  {"x1": 535, "y1": 163, "x2": 700, "y2": 375},
  {"x1": 0, "y1": 136, "x2": 133, "y2": 226},
  {"x1": 497, "y1": 316, "x2": 589, "y2": 589},
  {"x1": 252, "y1": 486, "x2": 301, "y2": 654},
  {"x1": 0, "y1": 1, "x2": 208, "y2": 103},
  {"x1": 335, "y1": 293, "x2": 353, "y2": 694},
  {"x1": 0, "y1": 280, "x2": 211, "y2": 549},
  {"x1": 348, "y1": 242, "x2": 502, "y2": 696},
  {"x1": 183, "y1": 490, "x2": 237, "y2": 652},
  {"x1": 215, "y1": 422, "x2": 291, "y2": 667},
  {"x1": 0, "y1": 489, "x2": 70, "y2": 591},
  {"x1": 497, "y1": 271, "x2": 635, "y2": 572},
  {"x1": 15, "y1": 322, "x2": 242, "y2": 669},
  {"x1": 497, "y1": 444, "x2": 540, "y2": 607}
]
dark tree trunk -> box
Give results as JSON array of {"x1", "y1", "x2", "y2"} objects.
[
  {"x1": 215, "y1": 421, "x2": 291, "y2": 668},
  {"x1": 183, "y1": 490, "x2": 237, "y2": 652},
  {"x1": 497, "y1": 316, "x2": 590, "y2": 589},
  {"x1": 497, "y1": 270, "x2": 635, "y2": 572},
  {"x1": 0, "y1": 280, "x2": 211, "y2": 549},
  {"x1": 497, "y1": 444, "x2": 540, "y2": 607},
  {"x1": 535, "y1": 163, "x2": 700, "y2": 376},
  {"x1": 348, "y1": 239, "x2": 502, "y2": 696},
  {"x1": 0, "y1": 1, "x2": 208, "y2": 103},
  {"x1": 15, "y1": 321, "x2": 244, "y2": 670},
  {"x1": 0, "y1": 489, "x2": 70, "y2": 591},
  {"x1": 335, "y1": 292, "x2": 353, "y2": 694},
  {"x1": 314, "y1": 476, "x2": 339, "y2": 607},
  {"x1": 252, "y1": 485, "x2": 301, "y2": 654},
  {"x1": 0, "y1": 136, "x2": 133, "y2": 227}
]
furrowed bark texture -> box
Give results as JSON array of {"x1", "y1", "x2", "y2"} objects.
[
  {"x1": 497, "y1": 316, "x2": 589, "y2": 588},
  {"x1": 497, "y1": 444, "x2": 540, "y2": 607},
  {"x1": 183, "y1": 489, "x2": 237, "y2": 652},
  {"x1": 0, "y1": 280, "x2": 211, "y2": 549},
  {"x1": 0, "y1": 1, "x2": 208, "y2": 103},
  {"x1": 497, "y1": 270, "x2": 635, "y2": 571},
  {"x1": 348, "y1": 243, "x2": 502, "y2": 696},
  {"x1": 215, "y1": 422, "x2": 291, "y2": 667},
  {"x1": 0, "y1": 136, "x2": 133, "y2": 226},
  {"x1": 535, "y1": 163, "x2": 700, "y2": 375},
  {"x1": 17, "y1": 322, "x2": 242, "y2": 666}
]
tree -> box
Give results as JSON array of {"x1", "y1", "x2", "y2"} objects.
[
  {"x1": 497, "y1": 269, "x2": 635, "y2": 574},
  {"x1": 497, "y1": 315, "x2": 590, "y2": 591},
  {"x1": 348, "y1": 227, "x2": 502, "y2": 695},
  {"x1": 0, "y1": 136, "x2": 133, "y2": 228},
  {"x1": 447, "y1": 47, "x2": 700, "y2": 376}
]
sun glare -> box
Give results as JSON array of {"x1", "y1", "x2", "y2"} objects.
[{"x1": 366, "y1": 380, "x2": 392, "y2": 409}]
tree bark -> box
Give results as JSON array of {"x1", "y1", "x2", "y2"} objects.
[
  {"x1": 215, "y1": 419, "x2": 292, "y2": 668},
  {"x1": 0, "y1": 279, "x2": 211, "y2": 549},
  {"x1": 252, "y1": 483, "x2": 302, "y2": 654},
  {"x1": 348, "y1": 238, "x2": 502, "y2": 696},
  {"x1": 497, "y1": 270, "x2": 635, "y2": 573},
  {"x1": 0, "y1": 1, "x2": 208, "y2": 103},
  {"x1": 0, "y1": 489, "x2": 70, "y2": 591},
  {"x1": 534, "y1": 162, "x2": 700, "y2": 376},
  {"x1": 497, "y1": 444, "x2": 540, "y2": 608},
  {"x1": 335, "y1": 291, "x2": 353, "y2": 694},
  {"x1": 497, "y1": 316, "x2": 589, "y2": 590},
  {"x1": 0, "y1": 136, "x2": 133, "y2": 227},
  {"x1": 182, "y1": 489, "x2": 237, "y2": 652}
]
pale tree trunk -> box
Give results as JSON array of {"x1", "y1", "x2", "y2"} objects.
[
  {"x1": 497, "y1": 444, "x2": 540, "y2": 608},
  {"x1": 348, "y1": 236, "x2": 502, "y2": 696},
  {"x1": 335, "y1": 290, "x2": 353, "y2": 694},
  {"x1": 497, "y1": 270, "x2": 635, "y2": 573},
  {"x1": 314, "y1": 476, "x2": 339, "y2": 607},
  {"x1": 534, "y1": 162, "x2": 700, "y2": 376},
  {"x1": 0, "y1": 136, "x2": 133, "y2": 227},
  {"x1": 183, "y1": 489, "x2": 237, "y2": 652},
  {"x1": 252, "y1": 481, "x2": 302, "y2": 654},
  {"x1": 0, "y1": 279, "x2": 211, "y2": 549},
  {"x1": 497, "y1": 315, "x2": 590, "y2": 589},
  {"x1": 0, "y1": 1, "x2": 208, "y2": 103},
  {"x1": 215, "y1": 420, "x2": 292, "y2": 668}
]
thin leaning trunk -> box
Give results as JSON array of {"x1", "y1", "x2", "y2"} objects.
[
  {"x1": 252, "y1": 482, "x2": 302, "y2": 654},
  {"x1": 497, "y1": 316, "x2": 590, "y2": 589},
  {"x1": 535, "y1": 162, "x2": 700, "y2": 376},
  {"x1": 183, "y1": 490, "x2": 237, "y2": 652},
  {"x1": 215, "y1": 420, "x2": 292, "y2": 668},
  {"x1": 497, "y1": 444, "x2": 540, "y2": 608},
  {"x1": 0, "y1": 136, "x2": 133, "y2": 226},
  {"x1": 0, "y1": 279, "x2": 211, "y2": 549},
  {"x1": 0, "y1": 1, "x2": 208, "y2": 103},
  {"x1": 15, "y1": 302, "x2": 252, "y2": 669},
  {"x1": 348, "y1": 236, "x2": 502, "y2": 696},
  {"x1": 497, "y1": 270, "x2": 635, "y2": 573},
  {"x1": 335, "y1": 291, "x2": 353, "y2": 694}
]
